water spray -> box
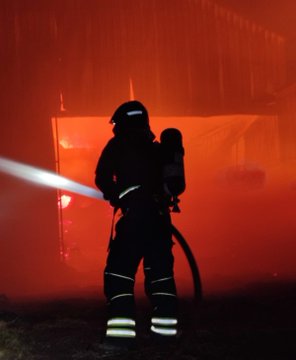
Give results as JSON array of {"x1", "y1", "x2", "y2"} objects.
[{"x1": 0, "y1": 156, "x2": 103, "y2": 200}]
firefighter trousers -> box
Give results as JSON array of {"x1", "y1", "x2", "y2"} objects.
[{"x1": 104, "y1": 206, "x2": 178, "y2": 339}]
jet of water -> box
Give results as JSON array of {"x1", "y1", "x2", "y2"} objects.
[{"x1": 0, "y1": 156, "x2": 104, "y2": 200}]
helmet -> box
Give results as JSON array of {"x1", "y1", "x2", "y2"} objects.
[{"x1": 110, "y1": 101, "x2": 149, "y2": 132}]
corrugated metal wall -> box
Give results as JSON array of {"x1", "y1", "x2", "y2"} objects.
[
  {"x1": 55, "y1": 0, "x2": 287, "y2": 115},
  {"x1": 0, "y1": 0, "x2": 287, "y2": 117}
]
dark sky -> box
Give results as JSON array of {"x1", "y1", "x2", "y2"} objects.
[{"x1": 215, "y1": 0, "x2": 296, "y2": 80}]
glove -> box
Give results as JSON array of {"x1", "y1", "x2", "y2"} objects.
[
  {"x1": 109, "y1": 195, "x2": 120, "y2": 208},
  {"x1": 103, "y1": 191, "x2": 120, "y2": 208}
]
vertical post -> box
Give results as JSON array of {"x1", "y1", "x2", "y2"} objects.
[{"x1": 52, "y1": 116, "x2": 66, "y2": 262}]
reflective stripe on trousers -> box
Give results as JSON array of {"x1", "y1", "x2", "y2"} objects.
[
  {"x1": 151, "y1": 316, "x2": 178, "y2": 336},
  {"x1": 106, "y1": 317, "x2": 136, "y2": 338}
]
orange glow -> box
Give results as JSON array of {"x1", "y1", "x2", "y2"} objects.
[
  {"x1": 52, "y1": 115, "x2": 296, "y2": 296},
  {"x1": 1, "y1": 0, "x2": 294, "y2": 301},
  {"x1": 59, "y1": 194, "x2": 72, "y2": 209}
]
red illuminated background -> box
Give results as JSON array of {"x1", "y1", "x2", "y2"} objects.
[{"x1": 0, "y1": 0, "x2": 296, "y2": 299}]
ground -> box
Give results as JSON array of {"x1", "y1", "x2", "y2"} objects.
[{"x1": 0, "y1": 282, "x2": 296, "y2": 360}]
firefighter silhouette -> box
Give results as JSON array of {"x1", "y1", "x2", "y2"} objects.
[{"x1": 95, "y1": 101, "x2": 185, "y2": 347}]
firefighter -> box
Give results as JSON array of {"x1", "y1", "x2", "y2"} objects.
[{"x1": 95, "y1": 101, "x2": 182, "y2": 348}]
